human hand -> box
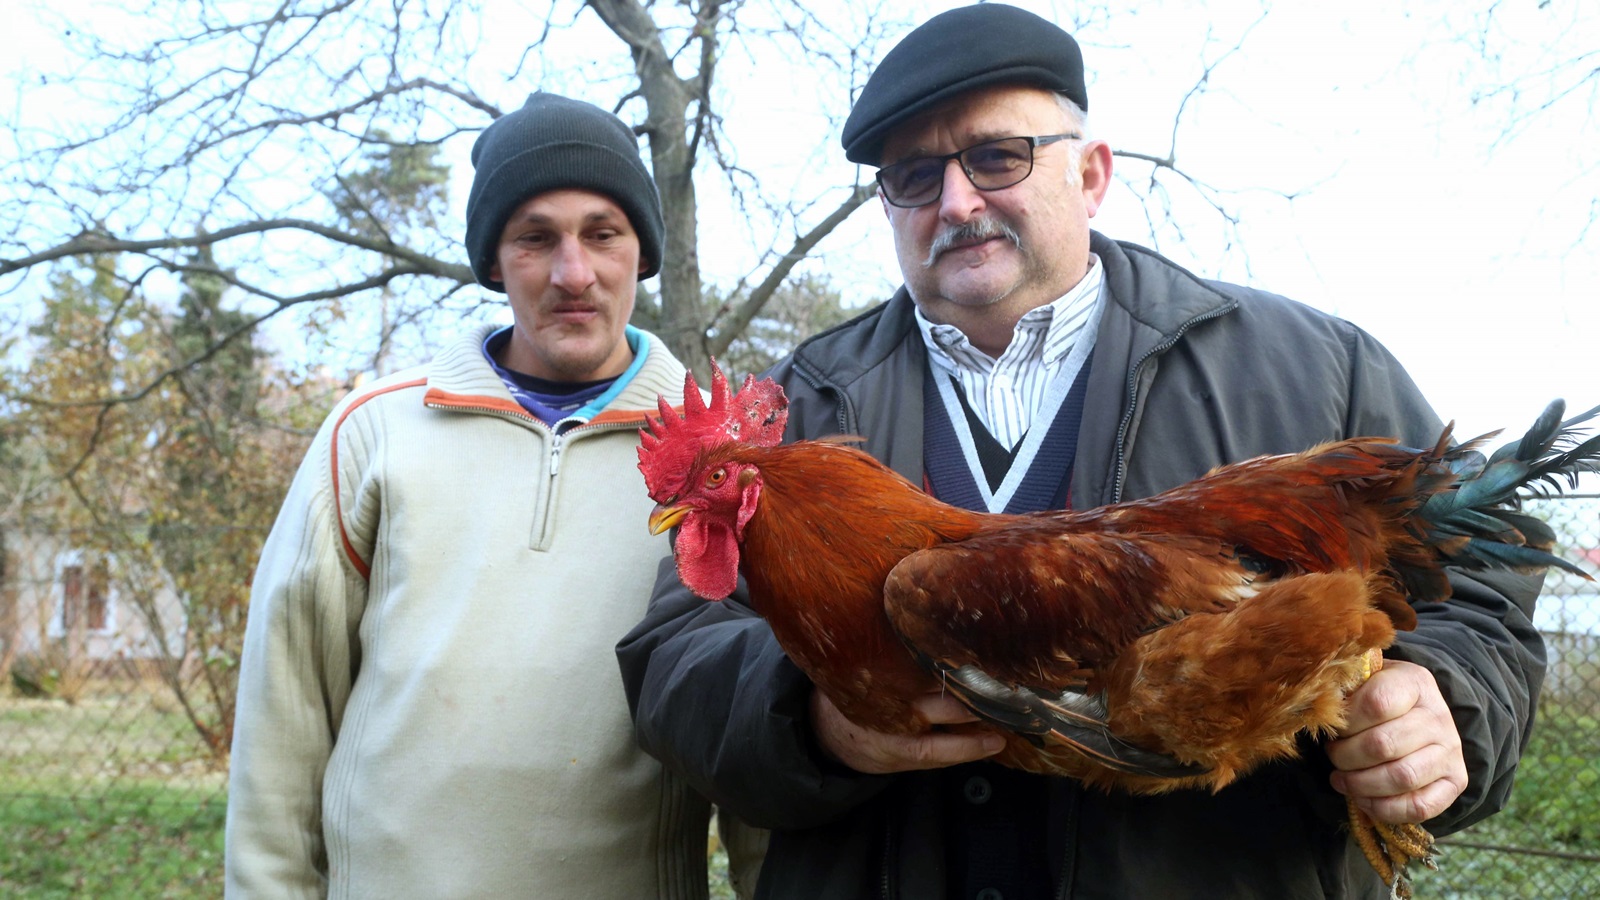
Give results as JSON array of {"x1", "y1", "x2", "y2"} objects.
[
  {"x1": 809, "y1": 688, "x2": 1005, "y2": 775},
  {"x1": 1326, "y1": 659, "x2": 1467, "y2": 824}
]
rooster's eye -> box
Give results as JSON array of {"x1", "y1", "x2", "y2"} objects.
[{"x1": 706, "y1": 468, "x2": 727, "y2": 487}]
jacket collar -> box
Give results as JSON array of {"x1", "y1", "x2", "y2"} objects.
[
  {"x1": 790, "y1": 290, "x2": 923, "y2": 394},
  {"x1": 1089, "y1": 232, "x2": 1237, "y2": 341}
]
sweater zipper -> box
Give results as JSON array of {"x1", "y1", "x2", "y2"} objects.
[
  {"x1": 424, "y1": 399, "x2": 540, "y2": 426},
  {"x1": 425, "y1": 397, "x2": 643, "y2": 548},
  {"x1": 534, "y1": 419, "x2": 644, "y2": 547},
  {"x1": 1052, "y1": 783, "x2": 1080, "y2": 900},
  {"x1": 1109, "y1": 302, "x2": 1236, "y2": 504},
  {"x1": 879, "y1": 816, "x2": 895, "y2": 900}
]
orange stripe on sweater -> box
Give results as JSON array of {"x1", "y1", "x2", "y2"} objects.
[
  {"x1": 590, "y1": 406, "x2": 680, "y2": 426},
  {"x1": 331, "y1": 378, "x2": 428, "y2": 579}
]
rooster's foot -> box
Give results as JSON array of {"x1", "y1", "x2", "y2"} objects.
[{"x1": 1347, "y1": 796, "x2": 1437, "y2": 900}]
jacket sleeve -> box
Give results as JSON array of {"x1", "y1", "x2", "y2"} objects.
[
  {"x1": 225, "y1": 412, "x2": 367, "y2": 897},
  {"x1": 1388, "y1": 569, "x2": 1545, "y2": 834},
  {"x1": 617, "y1": 554, "x2": 891, "y2": 830},
  {"x1": 1344, "y1": 326, "x2": 1547, "y2": 835}
]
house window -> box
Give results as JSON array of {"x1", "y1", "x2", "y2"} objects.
[{"x1": 53, "y1": 552, "x2": 113, "y2": 636}]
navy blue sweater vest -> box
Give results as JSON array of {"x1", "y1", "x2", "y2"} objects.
[{"x1": 920, "y1": 356, "x2": 1093, "y2": 899}]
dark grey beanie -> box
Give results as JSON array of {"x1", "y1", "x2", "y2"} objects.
[
  {"x1": 841, "y1": 4, "x2": 1088, "y2": 166},
  {"x1": 465, "y1": 92, "x2": 665, "y2": 289}
]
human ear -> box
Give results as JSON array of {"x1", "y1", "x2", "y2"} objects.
[{"x1": 1079, "y1": 141, "x2": 1114, "y2": 218}]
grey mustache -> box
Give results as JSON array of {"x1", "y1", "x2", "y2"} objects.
[{"x1": 923, "y1": 218, "x2": 1022, "y2": 267}]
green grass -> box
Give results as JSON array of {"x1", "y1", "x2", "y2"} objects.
[
  {"x1": 0, "y1": 787, "x2": 225, "y2": 898},
  {"x1": 2, "y1": 688, "x2": 1596, "y2": 898},
  {"x1": 2, "y1": 687, "x2": 228, "y2": 897},
  {"x1": 1423, "y1": 707, "x2": 1600, "y2": 898}
]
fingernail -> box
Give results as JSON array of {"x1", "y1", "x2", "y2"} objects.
[{"x1": 983, "y1": 735, "x2": 1005, "y2": 754}]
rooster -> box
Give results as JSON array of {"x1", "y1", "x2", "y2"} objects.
[{"x1": 637, "y1": 365, "x2": 1599, "y2": 898}]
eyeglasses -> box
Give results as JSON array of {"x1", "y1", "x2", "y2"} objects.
[{"x1": 875, "y1": 134, "x2": 1081, "y2": 208}]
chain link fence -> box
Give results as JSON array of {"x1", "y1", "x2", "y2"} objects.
[
  {"x1": 1427, "y1": 497, "x2": 1600, "y2": 897},
  {"x1": 0, "y1": 527, "x2": 229, "y2": 896},
  {"x1": 2, "y1": 499, "x2": 1596, "y2": 897}
]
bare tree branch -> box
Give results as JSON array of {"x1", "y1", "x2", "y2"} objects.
[
  {"x1": 1105, "y1": 8, "x2": 1286, "y2": 273},
  {"x1": 709, "y1": 182, "x2": 875, "y2": 360},
  {"x1": 14, "y1": 263, "x2": 435, "y2": 413},
  {"x1": 3, "y1": 219, "x2": 472, "y2": 283},
  {"x1": 4, "y1": 0, "x2": 1268, "y2": 396}
]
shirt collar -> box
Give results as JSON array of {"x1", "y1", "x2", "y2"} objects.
[{"x1": 915, "y1": 253, "x2": 1104, "y2": 374}]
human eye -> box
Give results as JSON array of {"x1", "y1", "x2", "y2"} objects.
[
  {"x1": 964, "y1": 139, "x2": 1030, "y2": 176},
  {"x1": 885, "y1": 157, "x2": 944, "y2": 195},
  {"x1": 516, "y1": 228, "x2": 553, "y2": 248},
  {"x1": 587, "y1": 215, "x2": 634, "y2": 245}
]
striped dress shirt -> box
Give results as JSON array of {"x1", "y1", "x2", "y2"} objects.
[{"x1": 915, "y1": 255, "x2": 1105, "y2": 449}]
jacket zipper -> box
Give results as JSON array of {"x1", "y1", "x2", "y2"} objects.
[
  {"x1": 793, "y1": 361, "x2": 855, "y2": 436},
  {"x1": 1109, "y1": 302, "x2": 1236, "y2": 503},
  {"x1": 1042, "y1": 300, "x2": 1234, "y2": 899},
  {"x1": 424, "y1": 399, "x2": 540, "y2": 426}
]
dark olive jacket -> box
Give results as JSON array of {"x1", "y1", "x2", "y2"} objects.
[{"x1": 618, "y1": 233, "x2": 1546, "y2": 899}]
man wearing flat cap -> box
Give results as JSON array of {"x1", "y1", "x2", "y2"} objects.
[
  {"x1": 227, "y1": 92, "x2": 739, "y2": 898},
  {"x1": 622, "y1": 5, "x2": 1541, "y2": 898}
]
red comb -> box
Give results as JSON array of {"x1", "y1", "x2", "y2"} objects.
[{"x1": 637, "y1": 360, "x2": 789, "y2": 499}]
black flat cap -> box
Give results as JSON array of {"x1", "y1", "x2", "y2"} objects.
[{"x1": 841, "y1": 4, "x2": 1087, "y2": 166}]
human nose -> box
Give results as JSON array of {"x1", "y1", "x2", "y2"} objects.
[
  {"x1": 549, "y1": 235, "x2": 597, "y2": 295},
  {"x1": 937, "y1": 157, "x2": 985, "y2": 222}
]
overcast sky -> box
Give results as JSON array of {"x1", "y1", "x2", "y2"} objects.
[
  {"x1": 4, "y1": 2, "x2": 1595, "y2": 627},
  {"x1": 710, "y1": 0, "x2": 1600, "y2": 445},
  {"x1": 5, "y1": 0, "x2": 1597, "y2": 447}
]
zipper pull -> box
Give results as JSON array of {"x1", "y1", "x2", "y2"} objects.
[{"x1": 549, "y1": 436, "x2": 563, "y2": 478}]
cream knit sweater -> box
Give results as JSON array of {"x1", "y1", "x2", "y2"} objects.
[{"x1": 226, "y1": 326, "x2": 719, "y2": 898}]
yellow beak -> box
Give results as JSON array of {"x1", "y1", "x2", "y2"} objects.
[{"x1": 648, "y1": 503, "x2": 691, "y2": 535}]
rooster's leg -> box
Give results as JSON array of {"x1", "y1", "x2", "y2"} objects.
[
  {"x1": 1345, "y1": 650, "x2": 1438, "y2": 900},
  {"x1": 1346, "y1": 796, "x2": 1437, "y2": 900}
]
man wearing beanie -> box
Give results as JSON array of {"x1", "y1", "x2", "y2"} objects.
[
  {"x1": 622, "y1": 5, "x2": 1541, "y2": 898},
  {"x1": 227, "y1": 92, "x2": 739, "y2": 898}
]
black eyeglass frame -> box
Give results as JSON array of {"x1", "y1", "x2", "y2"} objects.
[{"x1": 875, "y1": 133, "x2": 1082, "y2": 208}]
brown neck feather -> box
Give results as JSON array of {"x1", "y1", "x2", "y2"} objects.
[{"x1": 733, "y1": 442, "x2": 989, "y2": 702}]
